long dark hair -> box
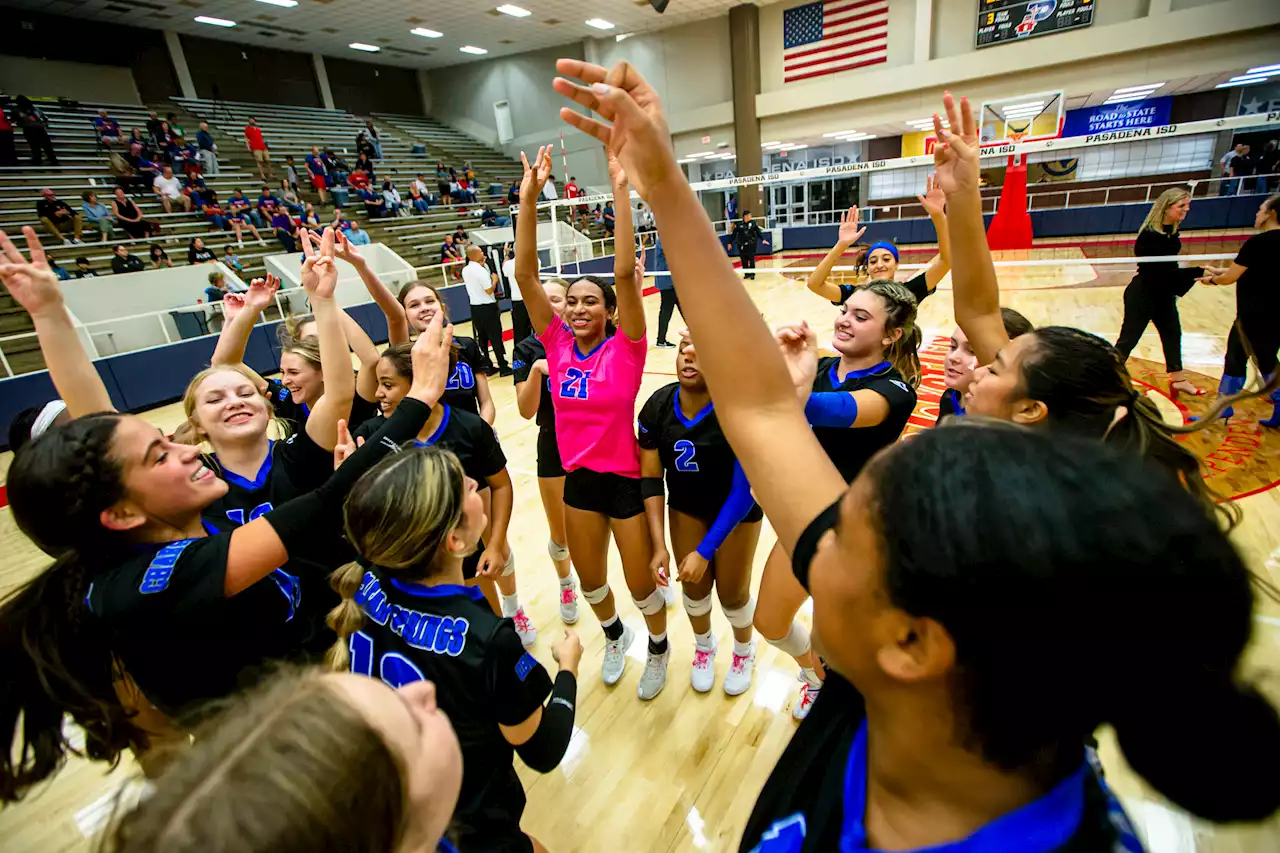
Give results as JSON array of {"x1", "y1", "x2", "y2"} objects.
[
  {"x1": 568, "y1": 275, "x2": 618, "y2": 337},
  {"x1": 1, "y1": 414, "x2": 149, "y2": 802},
  {"x1": 867, "y1": 422, "x2": 1280, "y2": 822}
]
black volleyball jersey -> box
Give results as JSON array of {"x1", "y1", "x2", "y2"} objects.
[
  {"x1": 637, "y1": 383, "x2": 754, "y2": 521},
  {"x1": 742, "y1": 672, "x2": 1144, "y2": 853},
  {"x1": 512, "y1": 334, "x2": 556, "y2": 429},
  {"x1": 348, "y1": 573, "x2": 553, "y2": 827},
  {"x1": 442, "y1": 335, "x2": 485, "y2": 416},
  {"x1": 86, "y1": 532, "x2": 318, "y2": 719},
  {"x1": 265, "y1": 377, "x2": 379, "y2": 435},
  {"x1": 834, "y1": 270, "x2": 930, "y2": 307},
  {"x1": 935, "y1": 387, "x2": 965, "y2": 426},
  {"x1": 812, "y1": 358, "x2": 916, "y2": 483},
  {"x1": 354, "y1": 404, "x2": 506, "y2": 487}
]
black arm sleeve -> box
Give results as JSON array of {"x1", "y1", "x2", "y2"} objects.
[
  {"x1": 514, "y1": 671, "x2": 578, "y2": 773},
  {"x1": 263, "y1": 397, "x2": 431, "y2": 554}
]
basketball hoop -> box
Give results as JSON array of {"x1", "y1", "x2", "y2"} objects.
[{"x1": 1007, "y1": 128, "x2": 1028, "y2": 145}]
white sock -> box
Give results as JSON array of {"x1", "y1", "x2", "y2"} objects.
[
  {"x1": 733, "y1": 639, "x2": 753, "y2": 657},
  {"x1": 501, "y1": 592, "x2": 520, "y2": 617},
  {"x1": 800, "y1": 667, "x2": 822, "y2": 689},
  {"x1": 601, "y1": 614, "x2": 619, "y2": 629},
  {"x1": 650, "y1": 631, "x2": 667, "y2": 646},
  {"x1": 559, "y1": 575, "x2": 575, "y2": 589},
  {"x1": 694, "y1": 631, "x2": 715, "y2": 651}
]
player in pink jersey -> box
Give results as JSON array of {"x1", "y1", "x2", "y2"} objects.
[{"x1": 516, "y1": 146, "x2": 671, "y2": 700}]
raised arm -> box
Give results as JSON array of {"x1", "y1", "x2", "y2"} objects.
[
  {"x1": 211, "y1": 275, "x2": 277, "y2": 368},
  {"x1": 334, "y1": 230, "x2": 409, "y2": 344},
  {"x1": 553, "y1": 60, "x2": 845, "y2": 551},
  {"x1": 300, "y1": 228, "x2": 355, "y2": 452},
  {"x1": 608, "y1": 155, "x2": 645, "y2": 342},
  {"x1": 516, "y1": 147, "x2": 554, "y2": 335},
  {"x1": 339, "y1": 309, "x2": 383, "y2": 404},
  {"x1": 933, "y1": 94, "x2": 1008, "y2": 366},
  {"x1": 806, "y1": 207, "x2": 865, "y2": 303},
  {"x1": 918, "y1": 174, "x2": 951, "y2": 292},
  {"x1": 0, "y1": 228, "x2": 113, "y2": 416}
]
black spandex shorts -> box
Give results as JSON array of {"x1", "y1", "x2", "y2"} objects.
[
  {"x1": 537, "y1": 426, "x2": 565, "y2": 478},
  {"x1": 669, "y1": 501, "x2": 764, "y2": 525},
  {"x1": 563, "y1": 468, "x2": 644, "y2": 519}
]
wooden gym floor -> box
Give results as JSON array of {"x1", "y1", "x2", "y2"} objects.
[{"x1": 2, "y1": 243, "x2": 1279, "y2": 852}]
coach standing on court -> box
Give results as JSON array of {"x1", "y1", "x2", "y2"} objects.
[{"x1": 463, "y1": 245, "x2": 512, "y2": 376}]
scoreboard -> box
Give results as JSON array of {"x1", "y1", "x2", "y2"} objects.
[{"x1": 976, "y1": 0, "x2": 1094, "y2": 48}]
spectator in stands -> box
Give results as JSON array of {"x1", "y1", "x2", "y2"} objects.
[
  {"x1": 331, "y1": 207, "x2": 352, "y2": 231},
  {"x1": 460, "y1": 177, "x2": 478, "y2": 204},
  {"x1": 322, "y1": 148, "x2": 348, "y2": 185},
  {"x1": 80, "y1": 191, "x2": 116, "y2": 243},
  {"x1": 257, "y1": 184, "x2": 281, "y2": 220},
  {"x1": 565, "y1": 174, "x2": 580, "y2": 205},
  {"x1": 301, "y1": 202, "x2": 324, "y2": 232},
  {"x1": 441, "y1": 233, "x2": 464, "y2": 280},
  {"x1": 243, "y1": 116, "x2": 273, "y2": 182},
  {"x1": 0, "y1": 106, "x2": 14, "y2": 166},
  {"x1": 360, "y1": 185, "x2": 385, "y2": 218},
  {"x1": 47, "y1": 256, "x2": 71, "y2": 281},
  {"x1": 349, "y1": 168, "x2": 372, "y2": 193},
  {"x1": 112, "y1": 243, "x2": 145, "y2": 274},
  {"x1": 73, "y1": 257, "x2": 97, "y2": 278},
  {"x1": 14, "y1": 96, "x2": 57, "y2": 166},
  {"x1": 184, "y1": 174, "x2": 211, "y2": 208},
  {"x1": 111, "y1": 187, "x2": 154, "y2": 239},
  {"x1": 439, "y1": 172, "x2": 453, "y2": 206},
  {"x1": 222, "y1": 244, "x2": 244, "y2": 273},
  {"x1": 542, "y1": 174, "x2": 557, "y2": 202},
  {"x1": 172, "y1": 135, "x2": 201, "y2": 179},
  {"x1": 359, "y1": 121, "x2": 382, "y2": 159},
  {"x1": 452, "y1": 224, "x2": 469, "y2": 246},
  {"x1": 508, "y1": 178, "x2": 520, "y2": 205},
  {"x1": 270, "y1": 209, "x2": 298, "y2": 253},
  {"x1": 462, "y1": 161, "x2": 476, "y2": 182},
  {"x1": 1260, "y1": 139, "x2": 1280, "y2": 193},
  {"x1": 382, "y1": 181, "x2": 403, "y2": 217},
  {"x1": 153, "y1": 166, "x2": 193, "y2": 215},
  {"x1": 279, "y1": 180, "x2": 304, "y2": 215},
  {"x1": 228, "y1": 188, "x2": 264, "y2": 229},
  {"x1": 481, "y1": 205, "x2": 497, "y2": 227},
  {"x1": 154, "y1": 120, "x2": 175, "y2": 154},
  {"x1": 305, "y1": 146, "x2": 331, "y2": 206},
  {"x1": 205, "y1": 269, "x2": 230, "y2": 303},
  {"x1": 412, "y1": 172, "x2": 431, "y2": 198},
  {"x1": 462, "y1": 245, "x2": 510, "y2": 376},
  {"x1": 346, "y1": 220, "x2": 371, "y2": 246},
  {"x1": 409, "y1": 181, "x2": 430, "y2": 214},
  {"x1": 145, "y1": 111, "x2": 164, "y2": 145},
  {"x1": 94, "y1": 110, "x2": 122, "y2": 148},
  {"x1": 1229, "y1": 143, "x2": 1254, "y2": 195},
  {"x1": 283, "y1": 155, "x2": 299, "y2": 190},
  {"x1": 637, "y1": 202, "x2": 654, "y2": 233},
  {"x1": 436, "y1": 161, "x2": 448, "y2": 177},
  {"x1": 188, "y1": 236, "x2": 216, "y2": 265},
  {"x1": 37, "y1": 189, "x2": 83, "y2": 245},
  {"x1": 129, "y1": 127, "x2": 147, "y2": 154},
  {"x1": 148, "y1": 244, "x2": 172, "y2": 270},
  {"x1": 167, "y1": 113, "x2": 185, "y2": 139},
  {"x1": 201, "y1": 193, "x2": 228, "y2": 233},
  {"x1": 196, "y1": 121, "x2": 218, "y2": 177},
  {"x1": 603, "y1": 198, "x2": 615, "y2": 237},
  {"x1": 354, "y1": 152, "x2": 377, "y2": 182},
  {"x1": 1221, "y1": 143, "x2": 1245, "y2": 195},
  {"x1": 449, "y1": 176, "x2": 465, "y2": 204}
]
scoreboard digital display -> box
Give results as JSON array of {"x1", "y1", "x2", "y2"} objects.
[{"x1": 976, "y1": 0, "x2": 1094, "y2": 48}]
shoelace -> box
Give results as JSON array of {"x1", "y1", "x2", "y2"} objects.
[
  {"x1": 513, "y1": 610, "x2": 532, "y2": 632},
  {"x1": 692, "y1": 649, "x2": 714, "y2": 668},
  {"x1": 560, "y1": 587, "x2": 577, "y2": 605},
  {"x1": 729, "y1": 652, "x2": 751, "y2": 674}
]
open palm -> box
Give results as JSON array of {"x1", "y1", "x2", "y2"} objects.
[
  {"x1": 837, "y1": 206, "x2": 866, "y2": 245},
  {"x1": 0, "y1": 227, "x2": 63, "y2": 316},
  {"x1": 931, "y1": 93, "x2": 982, "y2": 197}
]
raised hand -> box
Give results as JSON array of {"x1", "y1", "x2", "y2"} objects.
[
  {"x1": 332, "y1": 228, "x2": 363, "y2": 265},
  {"x1": 519, "y1": 146, "x2": 553, "y2": 205},
  {"x1": 301, "y1": 227, "x2": 339, "y2": 299},
  {"x1": 836, "y1": 206, "x2": 866, "y2": 246},
  {"x1": 931, "y1": 92, "x2": 981, "y2": 197},
  {"x1": 0, "y1": 227, "x2": 63, "y2": 317},
  {"x1": 607, "y1": 152, "x2": 628, "y2": 190},
  {"x1": 222, "y1": 292, "x2": 247, "y2": 323},
  {"x1": 917, "y1": 173, "x2": 947, "y2": 217},
  {"x1": 633, "y1": 242, "x2": 646, "y2": 283},
  {"x1": 333, "y1": 419, "x2": 364, "y2": 470},
  {"x1": 244, "y1": 273, "x2": 280, "y2": 312},
  {"x1": 775, "y1": 321, "x2": 819, "y2": 401},
  {"x1": 552, "y1": 59, "x2": 677, "y2": 199},
  {"x1": 409, "y1": 309, "x2": 454, "y2": 403}
]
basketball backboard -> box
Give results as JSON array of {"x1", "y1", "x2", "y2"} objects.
[{"x1": 978, "y1": 90, "x2": 1065, "y2": 147}]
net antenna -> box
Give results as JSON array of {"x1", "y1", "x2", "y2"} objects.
[{"x1": 977, "y1": 90, "x2": 1065, "y2": 149}]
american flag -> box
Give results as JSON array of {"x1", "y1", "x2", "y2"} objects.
[{"x1": 783, "y1": 0, "x2": 889, "y2": 84}]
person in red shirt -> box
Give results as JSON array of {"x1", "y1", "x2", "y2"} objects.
[
  {"x1": 567, "y1": 174, "x2": 588, "y2": 219},
  {"x1": 243, "y1": 117, "x2": 273, "y2": 182}
]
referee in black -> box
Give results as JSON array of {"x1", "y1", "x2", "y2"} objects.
[
  {"x1": 463, "y1": 245, "x2": 511, "y2": 376},
  {"x1": 734, "y1": 210, "x2": 764, "y2": 280}
]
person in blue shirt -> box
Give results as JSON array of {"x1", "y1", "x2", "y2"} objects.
[
  {"x1": 195, "y1": 121, "x2": 218, "y2": 176},
  {"x1": 305, "y1": 146, "x2": 330, "y2": 206},
  {"x1": 346, "y1": 221, "x2": 372, "y2": 246}
]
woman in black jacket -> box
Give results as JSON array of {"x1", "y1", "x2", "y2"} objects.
[{"x1": 1113, "y1": 188, "x2": 1207, "y2": 398}]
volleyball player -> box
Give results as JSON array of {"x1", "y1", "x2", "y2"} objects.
[
  {"x1": 513, "y1": 277, "x2": 581, "y2": 625},
  {"x1": 1199, "y1": 192, "x2": 1280, "y2": 425},
  {"x1": 549, "y1": 60, "x2": 1280, "y2": 849},
  {"x1": 353, "y1": 342, "x2": 535, "y2": 645},
  {"x1": 516, "y1": 146, "x2": 670, "y2": 699},
  {"x1": 104, "y1": 669, "x2": 467, "y2": 853},
  {"x1": 326, "y1": 446, "x2": 582, "y2": 853},
  {"x1": 0, "y1": 226, "x2": 452, "y2": 794},
  {"x1": 639, "y1": 333, "x2": 761, "y2": 693},
  {"x1": 937, "y1": 308, "x2": 1033, "y2": 424},
  {"x1": 1112, "y1": 187, "x2": 1208, "y2": 399},
  {"x1": 805, "y1": 180, "x2": 950, "y2": 307},
  {"x1": 396, "y1": 279, "x2": 497, "y2": 424}
]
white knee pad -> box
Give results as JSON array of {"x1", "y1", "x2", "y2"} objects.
[
  {"x1": 682, "y1": 591, "x2": 713, "y2": 618},
  {"x1": 581, "y1": 582, "x2": 611, "y2": 605},
  {"x1": 547, "y1": 539, "x2": 569, "y2": 562},
  {"x1": 501, "y1": 550, "x2": 516, "y2": 577},
  {"x1": 722, "y1": 597, "x2": 756, "y2": 630},
  {"x1": 633, "y1": 588, "x2": 666, "y2": 616},
  {"x1": 766, "y1": 621, "x2": 811, "y2": 658}
]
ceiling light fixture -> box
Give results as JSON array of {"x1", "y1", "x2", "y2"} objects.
[
  {"x1": 615, "y1": 33, "x2": 633, "y2": 42},
  {"x1": 411, "y1": 27, "x2": 443, "y2": 38},
  {"x1": 255, "y1": 0, "x2": 298, "y2": 7},
  {"x1": 821, "y1": 130, "x2": 860, "y2": 137},
  {"x1": 460, "y1": 45, "x2": 489, "y2": 54},
  {"x1": 496, "y1": 5, "x2": 531, "y2": 17},
  {"x1": 194, "y1": 15, "x2": 236, "y2": 26},
  {"x1": 786, "y1": 144, "x2": 808, "y2": 151},
  {"x1": 1103, "y1": 94, "x2": 1151, "y2": 104},
  {"x1": 760, "y1": 141, "x2": 780, "y2": 147},
  {"x1": 1217, "y1": 74, "x2": 1272, "y2": 88},
  {"x1": 349, "y1": 42, "x2": 380, "y2": 51},
  {"x1": 585, "y1": 18, "x2": 615, "y2": 30},
  {"x1": 1110, "y1": 83, "x2": 1164, "y2": 95},
  {"x1": 1246, "y1": 63, "x2": 1280, "y2": 75}
]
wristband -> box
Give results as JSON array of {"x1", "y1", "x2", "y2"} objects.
[{"x1": 640, "y1": 477, "x2": 665, "y2": 501}]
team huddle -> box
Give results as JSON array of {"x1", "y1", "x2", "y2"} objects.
[{"x1": 3, "y1": 62, "x2": 1280, "y2": 853}]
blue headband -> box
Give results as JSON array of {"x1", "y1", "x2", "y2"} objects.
[{"x1": 866, "y1": 241, "x2": 899, "y2": 262}]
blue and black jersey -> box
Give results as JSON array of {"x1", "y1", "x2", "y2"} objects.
[
  {"x1": 442, "y1": 335, "x2": 486, "y2": 417},
  {"x1": 832, "y1": 270, "x2": 931, "y2": 307},
  {"x1": 936, "y1": 388, "x2": 965, "y2": 426},
  {"x1": 264, "y1": 376, "x2": 378, "y2": 435},
  {"x1": 811, "y1": 358, "x2": 916, "y2": 483}
]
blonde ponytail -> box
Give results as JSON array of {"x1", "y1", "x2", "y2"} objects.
[{"x1": 324, "y1": 562, "x2": 368, "y2": 671}]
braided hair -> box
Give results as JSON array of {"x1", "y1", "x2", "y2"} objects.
[{"x1": 1, "y1": 414, "x2": 150, "y2": 802}]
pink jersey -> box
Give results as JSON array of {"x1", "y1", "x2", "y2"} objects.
[{"x1": 540, "y1": 320, "x2": 646, "y2": 477}]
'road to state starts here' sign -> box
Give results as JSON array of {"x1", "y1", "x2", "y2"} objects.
[{"x1": 976, "y1": 0, "x2": 1095, "y2": 48}]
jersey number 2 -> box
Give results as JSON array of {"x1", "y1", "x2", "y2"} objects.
[
  {"x1": 560, "y1": 367, "x2": 593, "y2": 400},
  {"x1": 349, "y1": 630, "x2": 427, "y2": 688},
  {"x1": 674, "y1": 440, "x2": 699, "y2": 472}
]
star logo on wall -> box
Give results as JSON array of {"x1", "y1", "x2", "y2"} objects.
[{"x1": 1240, "y1": 97, "x2": 1265, "y2": 114}]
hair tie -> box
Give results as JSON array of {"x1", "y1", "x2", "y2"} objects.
[{"x1": 30, "y1": 400, "x2": 68, "y2": 441}]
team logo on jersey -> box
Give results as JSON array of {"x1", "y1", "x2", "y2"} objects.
[
  {"x1": 890, "y1": 379, "x2": 911, "y2": 393},
  {"x1": 515, "y1": 652, "x2": 538, "y2": 682},
  {"x1": 749, "y1": 813, "x2": 806, "y2": 852},
  {"x1": 512, "y1": 358, "x2": 527, "y2": 371},
  {"x1": 139, "y1": 539, "x2": 197, "y2": 594},
  {"x1": 356, "y1": 573, "x2": 470, "y2": 656}
]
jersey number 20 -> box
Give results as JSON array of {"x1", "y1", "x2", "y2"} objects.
[{"x1": 560, "y1": 367, "x2": 593, "y2": 400}]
